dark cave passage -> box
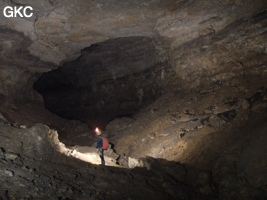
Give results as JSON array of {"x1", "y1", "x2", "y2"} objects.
[{"x1": 33, "y1": 36, "x2": 174, "y2": 128}]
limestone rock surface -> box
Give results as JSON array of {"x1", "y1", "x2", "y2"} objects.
[{"x1": 1, "y1": 0, "x2": 266, "y2": 65}]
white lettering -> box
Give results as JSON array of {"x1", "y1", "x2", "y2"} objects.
[
  {"x1": 23, "y1": 6, "x2": 33, "y2": 18},
  {"x1": 14, "y1": 6, "x2": 23, "y2": 17},
  {"x1": 3, "y1": 6, "x2": 33, "y2": 18},
  {"x1": 3, "y1": 6, "x2": 13, "y2": 18}
]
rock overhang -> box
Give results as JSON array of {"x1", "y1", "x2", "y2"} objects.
[{"x1": 1, "y1": 0, "x2": 265, "y2": 65}]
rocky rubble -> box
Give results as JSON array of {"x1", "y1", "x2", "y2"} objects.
[
  {"x1": 105, "y1": 85, "x2": 267, "y2": 199},
  {"x1": 0, "y1": 120, "x2": 212, "y2": 200}
]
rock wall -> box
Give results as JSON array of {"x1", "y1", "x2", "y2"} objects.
[
  {"x1": 105, "y1": 80, "x2": 267, "y2": 199},
  {"x1": 170, "y1": 10, "x2": 267, "y2": 90},
  {"x1": 0, "y1": 0, "x2": 266, "y2": 126},
  {"x1": 0, "y1": 27, "x2": 54, "y2": 125}
]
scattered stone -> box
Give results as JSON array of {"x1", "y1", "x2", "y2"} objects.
[
  {"x1": 4, "y1": 152, "x2": 19, "y2": 160},
  {"x1": 164, "y1": 118, "x2": 200, "y2": 134},
  {"x1": 201, "y1": 117, "x2": 210, "y2": 125},
  {"x1": 19, "y1": 125, "x2": 27, "y2": 129},
  {"x1": 4, "y1": 169, "x2": 14, "y2": 177},
  {"x1": 208, "y1": 115, "x2": 224, "y2": 127},
  {"x1": 117, "y1": 154, "x2": 128, "y2": 166},
  {"x1": 159, "y1": 133, "x2": 170, "y2": 137},
  {"x1": 128, "y1": 157, "x2": 141, "y2": 168},
  {"x1": 184, "y1": 119, "x2": 203, "y2": 131},
  {"x1": 179, "y1": 114, "x2": 197, "y2": 122},
  {"x1": 128, "y1": 157, "x2": 153, "y2": 169},
  {"x1": 105, "y1": 148, "x2": 120, "y2": 163},
  {"x1": 148, "y1": 132, "x2": 156, "y2": 139},
  {"x1": 179, "y1": 133, "x2": 185, "y2": 138},
  {"x1": 213, "y1": 104, "x2": 233, "y2": 114}
]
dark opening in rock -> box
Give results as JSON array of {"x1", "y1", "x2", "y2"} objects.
[{"x1": 34, "y1": 37, "x2": 173, "y2": 127}]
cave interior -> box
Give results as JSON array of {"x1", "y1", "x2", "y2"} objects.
[{"x1": 0, "y1": 0, "x2": 267, "y2": 200}]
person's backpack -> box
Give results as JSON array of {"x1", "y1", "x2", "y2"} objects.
[{"x1": 101, "y1": 137, "x2": 109, "y2": 150}]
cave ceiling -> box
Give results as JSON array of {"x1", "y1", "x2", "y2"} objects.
[
  {"x1": 0, "y1": 0, "x2": 266, "y2": 126},
  {"x1": 1, "y1": 0, "x2": 265, "y2": 65}
]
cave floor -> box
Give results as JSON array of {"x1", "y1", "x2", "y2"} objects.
[
  {"x1": 0, "y1": 122, "x2": 213, "y2": 200},
  {"x1": 1, "y1": 85, "x2": 267, "y2": 200},
  {"x1": 1, "y1": 109, "x2": 266, "y2": 200}
]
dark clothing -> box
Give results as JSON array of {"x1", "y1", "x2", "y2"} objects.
[
  {"x1": 96, "y1": 137, "x2": 105, "y2": 166},
  {"x1": 96, "y1": 137, "x2": 102, "y2": 149},
  {"x1": 98, "y1": 149, "x2": 105, "y2": 166}
]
